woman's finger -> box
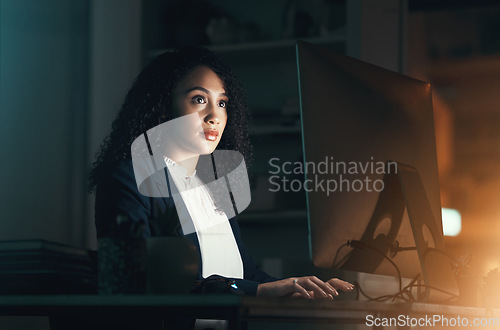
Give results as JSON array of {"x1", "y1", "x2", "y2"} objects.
[
  {"x1": 295, "y1": 277, "x2": 332, "y2": 300},
  {"x1": 328, "y1": 278, "x2": 355, "y2": 291},
  {"x1": 308, "y1": 276, "x2": 338, "y2": 297},
  {"x1": 285, "y1": 292, "x2": 303, "y2": 299},
  {"x1": 291, "y1": 279, "x2": 313, "y2": 299}
]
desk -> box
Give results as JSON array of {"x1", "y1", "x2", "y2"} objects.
[{"x1": 0, "y1": 295, "x2": 498, "y2": 329}]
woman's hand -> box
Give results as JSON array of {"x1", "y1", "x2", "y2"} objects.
[{"x1": 257, "y1": 276, "x2": 352, "y2": 300}]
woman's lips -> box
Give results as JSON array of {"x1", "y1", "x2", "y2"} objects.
[{"x1": 204, "y1": 130, "x2": 219, "y2": 141}]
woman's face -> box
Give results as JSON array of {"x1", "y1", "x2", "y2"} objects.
[{"x1": 169, "y1": 65, "x2": 228, "y2": 155}]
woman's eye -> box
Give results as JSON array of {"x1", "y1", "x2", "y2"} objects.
[
  {"x1": 193, "y1": 96, "x2": 206, "y2": 104},
  {"x1": 218, "y1": 100, "x2": 227, "y2": 108}
]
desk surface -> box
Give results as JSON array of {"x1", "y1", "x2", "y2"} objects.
[
  {"x1": 2, "y1": 295, "x2": 499, "y2": 330},
  {"x1": 0, "y1": 295, "x2": 496, "y2": 319}
]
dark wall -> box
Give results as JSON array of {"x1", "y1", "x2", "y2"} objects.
[{"x1": 0, "y1": 0, "x2": 89, "y2": 247}]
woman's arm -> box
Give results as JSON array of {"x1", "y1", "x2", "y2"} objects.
[
  {"x1": 229, "y1": 218, "x2": 354, "y2": 298},
  {"x1": 227, "y1": 218, "x2": 278, "y2": 294},
  {"x1": 95, "y1": 159, "x2": 153, "y2": 238}
]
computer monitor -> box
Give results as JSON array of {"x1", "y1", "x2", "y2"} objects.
[{"x1": 296, "y1": 41, "x2": 458, "y2": 301}]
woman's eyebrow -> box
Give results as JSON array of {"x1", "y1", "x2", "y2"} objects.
[{"x1": 185, "y1": 86, "x2": 227, "y2": 97}]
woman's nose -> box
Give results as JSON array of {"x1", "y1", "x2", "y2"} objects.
[
  {"x1": 207, "y1": 117, "x2": 220, "y2": 125},
  {"x1": 204, "y1": 104, "x2": 221, "y2": 125}
]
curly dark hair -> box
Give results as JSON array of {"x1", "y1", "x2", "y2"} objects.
[{"x1": 88, "y1": 47, "x2": 252, "y2": 192}]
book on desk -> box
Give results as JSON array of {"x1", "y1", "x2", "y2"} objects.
[{"x1": 0, "y1": 239, "x2": 97, "y2": 294}]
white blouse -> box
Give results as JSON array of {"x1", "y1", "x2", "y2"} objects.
[{"x1": 164, "y1": 157, "x2": 244, "y2": 279}]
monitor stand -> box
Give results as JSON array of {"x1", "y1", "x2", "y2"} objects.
[
  {"x1": 396, "y1": 162, "x2": 459, "y2": 302},
  {"x1": 338, "y1": 162, "x2": 459, "y2": 302}
]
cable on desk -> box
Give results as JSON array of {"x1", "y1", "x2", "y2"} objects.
[
  {"x1": 399, "y1": 283, "x2": 459, "y2": 302},
  {"x1": 347, "y1": 240, "x2": 403, "y2": 294},
  {"x1": 354, "y1": 273, "x2": 421, "y2": 303},
  {"x1": 347, "y1": 240, "x2": 459, "y2": 303}
]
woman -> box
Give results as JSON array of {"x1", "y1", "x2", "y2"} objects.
[{"x1": 89, "y1": 46, "x2": 353, "y2": 299}]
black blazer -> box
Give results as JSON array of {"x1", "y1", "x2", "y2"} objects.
[{"x1": 95, "y1": 159, "x2": 277, "y2": 294}]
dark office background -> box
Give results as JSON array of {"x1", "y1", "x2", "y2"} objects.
[{"x1": 1, "y1": 0, "x2": 500, "y2": 328}]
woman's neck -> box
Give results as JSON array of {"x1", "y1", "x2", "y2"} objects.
[
  {"x1": 161, "y1": 140, "x2": 200, "y2": 176},
  {"x1": 175, "y1": 155, "x2": 199, "y2": 176}
]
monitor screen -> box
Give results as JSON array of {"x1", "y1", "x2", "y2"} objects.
[{"x1": 296, "y1": 41, "x2": 457, "y2": 300}]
